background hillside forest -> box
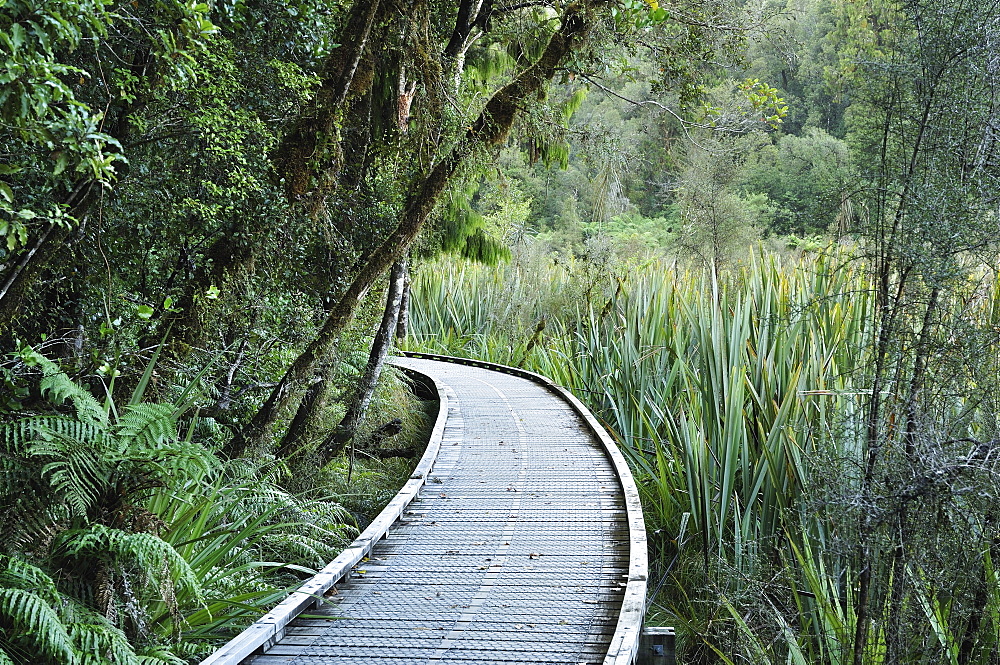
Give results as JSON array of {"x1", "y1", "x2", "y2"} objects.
[{"x1": 2, "y1": 0, "x2": 1000, "y2": 662}]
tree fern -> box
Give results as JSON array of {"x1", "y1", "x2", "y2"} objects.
[
  {"x1": 2, "y1": 351, "x2": 357, "y2": 661},
  {"x1": 0, "y1": 352, "x2": 215, "y2": 661},
  {"x1": 54, "y1": 525, "x2": 203, "y2": 603},
  {"x1": 116, "y1": 404, "x2": 177, "y2": 450},
  {"x1": 0, "y1": 556, "x2": 76, "y2": 665}
]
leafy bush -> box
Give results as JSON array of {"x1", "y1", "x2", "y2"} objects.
[{"x1": 0, "y1": 350, "x2": 356, "y2": 662}]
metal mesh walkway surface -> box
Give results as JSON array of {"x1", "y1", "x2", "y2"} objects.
[{"x1": 204, "y1": 355, "x2": 645, "y2": 665}]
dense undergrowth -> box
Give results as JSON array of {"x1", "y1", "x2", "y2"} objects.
[
  {"x1": 402, "y1": 245, "x2": 1000, "y2": 664},
  {"x1": 0, "y1": 346, "x2": 430, "y2": 663}
]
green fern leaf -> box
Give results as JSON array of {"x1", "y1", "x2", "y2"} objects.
[
  {"x1": 134, "y1": 440, "x2": 217, "y2": 485},
  {"x1": 32, "y1": 435, "x2": 106, "y2": 519},
  {"x1": 117, "y1": 404, "x2": 177, "y2": 450},
  {"x1": 66, "y1": 615, "x2": 139, "y2": 665},
  {"x1": 0, "y1": 555, "x2": 61, "y2": 605},
  {"x1": 58, "y1": 525, "x2": 204, "y2": 604},
  {"x1": 31, "y1": 357, "x2": 107, "y2": 427},
  {"x1": 0, "y1": 587, "x2": 76, "y2": 665},
  {"x1": 135, "y1": 646, "x2": 186, "y2": 665}
]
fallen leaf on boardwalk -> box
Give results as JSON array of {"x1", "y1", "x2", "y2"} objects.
[
  {"x1": 529, "y1": 553, "x2": 541, "y2": 559},
  {"x1": 559, "y1": 619, "x2": 568, "y2": 625},
  {"x1": 355, "y1": 569, "x2": 367, "y2": 574},
  {"x1": 439, "y1": 493, "x2": 447, "y2": 498},
  {"x1": 477, "y1": 566, "x2": 488, "y2": 570}
]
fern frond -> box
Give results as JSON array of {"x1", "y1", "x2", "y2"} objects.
[
  {"x1": 66, "y1": 616, "x2": 139, "y2": 665},
  {"x1": 116, "y1": 404, "x2": 177, "y2": 450},
  {"x1": 131, "y1": 440, "x2": 218, "y2": 488},
  {"x1": 0, "y1": 556, "x2": 61, "y2": 605},
  {"x1": 0, "y1": 587, "x2": 76, "y2": 665},
  {"x1": 30, "y1": 356, "x2": 107, "y2": 428},
  {"x1": 135, "y1": 647, "x2": 185, "y2": 665},
  {"x1": 57, "y1": 525, "x2": 204, "y2": 604},
  {"x1": 0, "y1": 646, "x2": 14, "y2": 665},
  {"x1": 32, "y1": 436, "x2": 107, "y2": 519},
  {"x1": 2, "y1": 416, "x2": 102, "y2": 455}
]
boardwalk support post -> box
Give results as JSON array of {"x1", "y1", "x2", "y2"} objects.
[{"x1": 638, "y1": 627, "x2": 676, "y2": 665}]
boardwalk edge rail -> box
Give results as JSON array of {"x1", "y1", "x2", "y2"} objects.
[
  {"x1": 200, "y1": 352, "x2": 647, "y2": 665},
  {"x1": 199, "y1": 366, "x2": 452, "y2": 665},
  {"x1": 401, "y1": 352, "x2": 648, "y2": 665}
]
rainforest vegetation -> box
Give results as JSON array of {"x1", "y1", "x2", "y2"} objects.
[{"x1": 2, "y1": 0, "x2": 999, "y2": 662}]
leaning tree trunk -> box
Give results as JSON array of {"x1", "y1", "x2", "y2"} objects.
[
  {"x1": 396, "y1": 264, "x2": 410, "y2": 340},
  {"x1": 273, "y1": 366, "x2": 336, "y2": 461},
  {"x1": 316, "y1": 258, "x2": 407, "y2": 466},
  {"x1": 222, "y1": 3, "x2": 594, "y2": 458},
  {"x1": 0, "y1": 181, "x2": 94, "y2": 332}
]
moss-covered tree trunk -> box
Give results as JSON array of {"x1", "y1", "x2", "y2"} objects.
[
  {"x1": 222, "y1": 2, "x2": 596, "y2": 458},
  {"x1": 315, "y1": 257, "x2": 407, "y2": 465}
]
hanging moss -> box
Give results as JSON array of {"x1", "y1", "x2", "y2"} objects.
[
  {"x1": 560, "y1": 87, "x2": 588, "y2": 125},
  {"x1": 541, "y1": 139, "x2": 571, "y2": 169},
  {"x1": 465, "y1": 44, "x2": 517, "y2": 86},
  {"x1": 460, "y1": 228, "x2": 511, "y2": 265}
]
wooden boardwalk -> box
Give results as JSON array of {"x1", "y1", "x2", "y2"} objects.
[{"x1": 202, "y1": 355, "x2": 646, "y2": 665}]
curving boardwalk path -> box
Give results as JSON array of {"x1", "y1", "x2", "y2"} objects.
[{"x1": 202, "y1": 355, "x2": 646, "y2": 665}]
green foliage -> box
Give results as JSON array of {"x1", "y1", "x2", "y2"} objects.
[
  {"x1": 0, "y1": 0, "x2": 216, "y2": 253},
  {"x1": 740, "y1": 127, "x2": 852, "y2": 236},
  {"x1": 674, "y1": 134, "x2": 766, "y2": 270},
  {"x1": 147, "y1": 465, "x2": 354, "y2": 649},
  {"x1": 0, "y1": 350, "x2": 357, "y2": 661},
  {"x1": 405, "y1": 244, "x2": 1000, "y2": 662}
]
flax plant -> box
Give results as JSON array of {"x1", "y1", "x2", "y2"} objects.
[
  {"x1": 405, "y1": 249, "x2": 1000, "y2": 662},
  {"x1": 407, "y1": 250, "x2": 869, "y2": 557},
  {"x1": 404, "y1": 250, "x2": 867, "y2": 636}
]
